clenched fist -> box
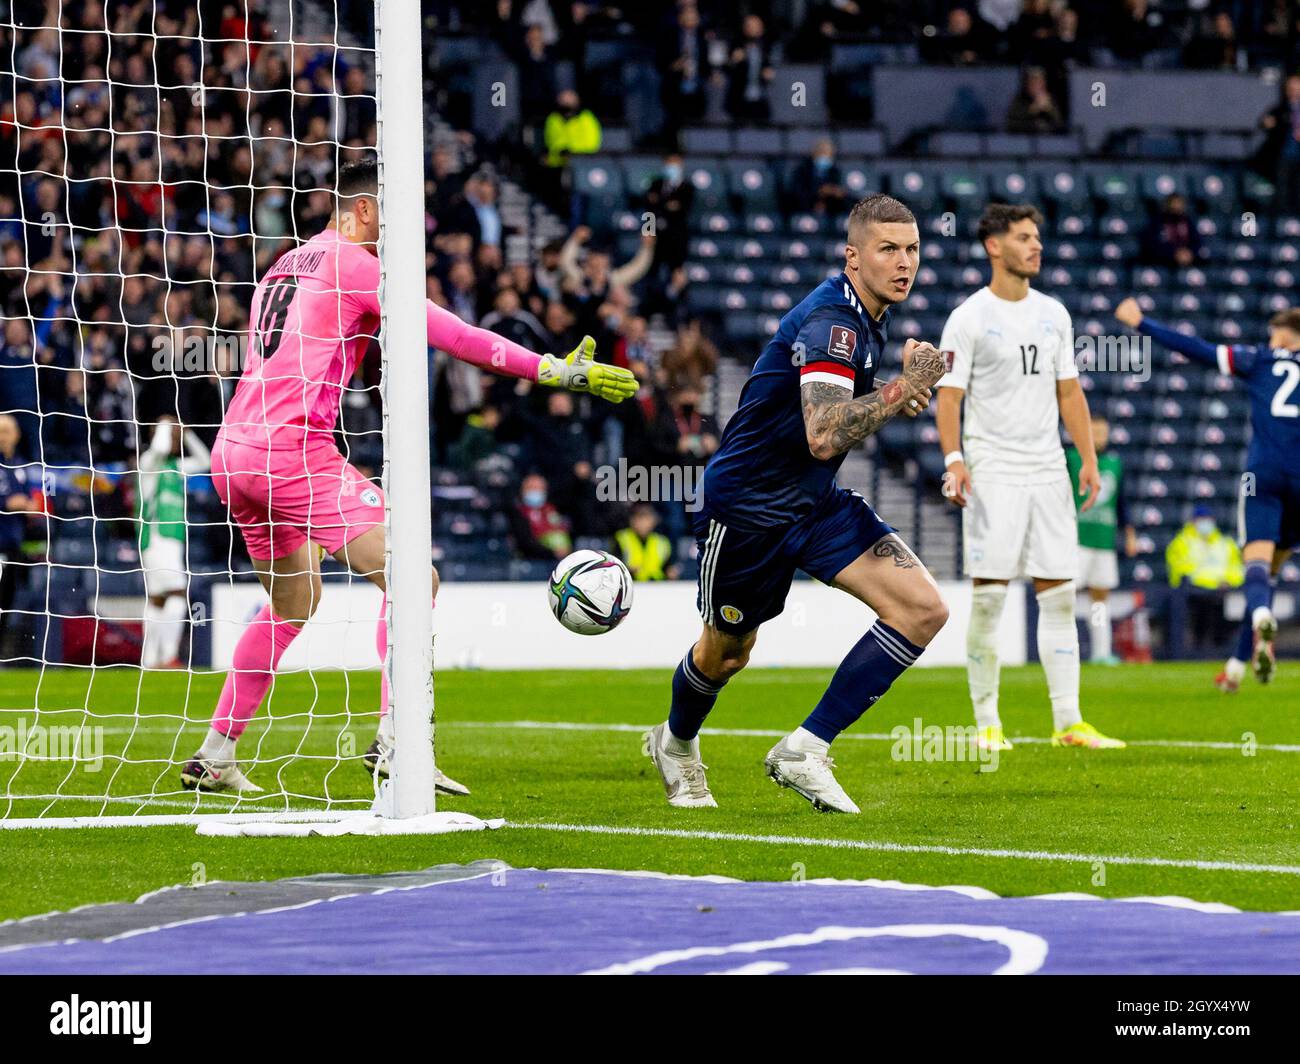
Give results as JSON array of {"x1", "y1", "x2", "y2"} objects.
[
  {"x1": 1115, "y1": 297, "x2": 1143, "y2": 329},
  {"x1": 902, "y1": 339, "x2": 948, "y2": 391}
]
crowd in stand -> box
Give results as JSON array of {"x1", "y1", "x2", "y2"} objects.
[
  {"x1": 7, "y1": 0, "x2": 1300, "y2": 590},
  {"x1": 441, "y1": 1, "x2": 1300, "y2": 138},
  {"x1": 0, "y1": 0, "x2": 727, "y2": 581},
  {"x1": 424, "y1": 149, "x2": 723, "y2": 555},
  {"x1": 456, "y1": 1, "x2": 1300, "y2": 75}
]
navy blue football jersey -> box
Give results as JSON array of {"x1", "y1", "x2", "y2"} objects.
[
  {"x1": 1218, "y1": 342, "x2": 1300, "y2": 474},
  {"x1": 1140, "y1": 319, "x2": 1300, "y2": 474},
  {"x1": 702, "y1": 272, "x2": 888, "y2": 530}
]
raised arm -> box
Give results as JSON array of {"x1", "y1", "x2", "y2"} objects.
[
  {"x1": 1115, "y1": 297, "x2": 1225, "y2": 372},
  {"x1": 801, "y1": 340, "x2": 947, "y2": 461},
  {"x1": 179, "y1": 428, "x2": 211, "y2": 476},
  {"x1": 139, "y1": 419, "x2": 173, "y2": 473}
]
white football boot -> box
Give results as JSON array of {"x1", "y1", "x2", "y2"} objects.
[
  {"x1": 764, "y1": 736, "x2": 860, "y2": 814},
  {"x1": 643, "y1": 722, "x2": 718, "y2": 808},
  {"x1": 180, "y1": 756, "x2": 263, "y2": 794}
]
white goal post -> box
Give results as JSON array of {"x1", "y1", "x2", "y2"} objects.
[
  {"x1": 0, "y1": 0, "x2": 492, "y2": 834},
  {"x1": 374, "y1": 0, "x2": 436, "y2": 821}
]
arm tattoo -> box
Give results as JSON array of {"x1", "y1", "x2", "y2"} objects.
[
  {"x1": 800, "y1": 345, "x2": 949, "y2": 460},
  {"x1": 871, "y1": 535, "x2": 919, "y2": 569},
  {"x1": 800, "y1": 380, "x2": 896, "y2": 458}
]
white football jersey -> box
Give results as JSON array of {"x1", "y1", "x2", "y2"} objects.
[{"x1": 937, "y1": 286, "x2": 1077, "y2": 484}]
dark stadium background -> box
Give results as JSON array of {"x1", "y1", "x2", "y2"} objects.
[{"x1": 0, "y1": 0, "x2": 1297, "y2": 665}]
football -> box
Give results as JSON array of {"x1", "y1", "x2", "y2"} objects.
[{"x1": 547, "y1": 550, "x2": 634, "y2": 635}]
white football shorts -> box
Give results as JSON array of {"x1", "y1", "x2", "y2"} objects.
[
  {"x1": 962, "y1": 475, "x2": 1078, "y2": 582},
  {"x1": 142, "y1": 537, "x2": 188, "y2": 598}
]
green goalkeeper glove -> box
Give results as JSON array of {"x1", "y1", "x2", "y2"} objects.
[{"x1": 537, "y1": 335, "x2": 638, "y2": 403}]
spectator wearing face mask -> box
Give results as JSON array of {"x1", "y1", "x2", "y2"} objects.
[
  {"x1": 644, "y1": 153, "x2": 693, "y2": 275},
  {"x1": 510, "y1": 471, "x2": 573, "y2": 561},
  {"x1": 613, "y1": 316, "x2": 653, "y2": 372},
  {"x1": 1166, "y1": 504, "x2": 1244, "y2": 657}
]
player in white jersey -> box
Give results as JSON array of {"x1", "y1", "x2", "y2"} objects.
[{"x1": 935, "y1": 204, "x2": 1124, "y2": 751}]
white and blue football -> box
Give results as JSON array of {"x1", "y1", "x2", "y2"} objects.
[{"x1": 547, "y1": 549, "x2": 634, "y2": 635}]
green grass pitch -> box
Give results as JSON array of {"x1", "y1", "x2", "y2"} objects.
[{"x1": 1, "y1": 662, "x2": 1297, "y2": 920}]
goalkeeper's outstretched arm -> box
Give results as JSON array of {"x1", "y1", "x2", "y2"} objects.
[
  {"x1": 424, "y1": 299, "x2": 635, "y2": 402},
  {"x1": 1115, "y1": 297, "x2": 1228, "y2": 373}
]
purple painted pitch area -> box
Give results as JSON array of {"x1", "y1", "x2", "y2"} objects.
[{"x1": 3, "y1": 869, "x2": 1297, "y2": 974}]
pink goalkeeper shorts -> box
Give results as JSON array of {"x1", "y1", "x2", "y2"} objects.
[{"x1": 212, "y1": 435, "x2": 385, "y2": 561}]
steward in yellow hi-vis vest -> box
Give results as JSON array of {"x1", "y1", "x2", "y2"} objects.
[
  {"x1": 543, "y1": 91, "x2": 602, "y2": 168},
  {"x1": 612, "y1": 504, "x2": 676, "y2": 581},
  {"x1": 1165, "y1": 507, "x2": 1244, "y2": 591}
]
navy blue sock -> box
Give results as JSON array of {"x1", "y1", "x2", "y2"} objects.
[
  {"x1": 1243, "y1": 561, "x2": 1272, "y2": 618},
  {"x1": 802, "y1": 621, "x2": 925, "y2": 743},
  {"x1": 668, "y1": 645, "x2": 726, "y2": 741},
  {"x1": 1232, "y1": 615, "x2": 1254, "y2": 662}
]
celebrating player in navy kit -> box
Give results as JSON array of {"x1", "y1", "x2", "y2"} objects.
[
  {"x1": 643, "y1": 194, "x2": 951, "y2": 813},
  {"x1": 1116, "y1": 298, "x2": 1300, "y2": 688}
]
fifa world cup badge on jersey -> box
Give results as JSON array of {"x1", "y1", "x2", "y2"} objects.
[
  {"x1": 828, "y1": 326, "x2": 857, "y2": 361},
  {"x1": 720, "y1": 605, "x2": 744, "y2": 625},
  {"x1": 941, "y1": 350, "x2": 955, "y2": 372},
  {"x1": 360, "y1": 488, "x2": 381, "y2": 508}
]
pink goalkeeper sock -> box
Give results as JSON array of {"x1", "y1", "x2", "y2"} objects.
[
  {"x1": 377, "y1": 595, "x2": 389, "y2": 717},
  {"x1": 377, "y1": 593, "x2": 434, "y2": 720},
  {"x1": 211, "y1": 605, "x2": 302, "y2": 740}
]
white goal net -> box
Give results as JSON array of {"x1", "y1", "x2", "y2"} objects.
[{"x1": 0, "y1": 0, "x2": 439, "y2": 826}]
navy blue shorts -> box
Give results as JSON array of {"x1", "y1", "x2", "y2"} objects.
[
  {"x1": 693, "y1": 488, "x2": 896, "y2": 635},
  {"x1": 1240, "y1": 468, "x2": 1300, "y2": 551}
]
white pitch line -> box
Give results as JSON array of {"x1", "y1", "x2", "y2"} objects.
[
  {"x1": 2, "y1": 718, "x2": 1296, "y2": 752},
  {"x1": 508, "y1": 821, "x2": 1300, "y2": 877},
  {"x1": 450, "y1": 719, "x2": 1300, "y2": 754}
]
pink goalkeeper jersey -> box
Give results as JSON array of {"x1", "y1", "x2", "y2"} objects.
[{"x1": 220, "y1": 228, "x2": 543, "y2": 451}]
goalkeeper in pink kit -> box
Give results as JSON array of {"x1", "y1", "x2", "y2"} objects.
[{"x1": 182, "y1": 160, "x2": 635, "y2": 794}]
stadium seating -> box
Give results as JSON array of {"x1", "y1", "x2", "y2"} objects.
[{"x1": 569, "y1": 138, "x2": 1299, "y2": 594}]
